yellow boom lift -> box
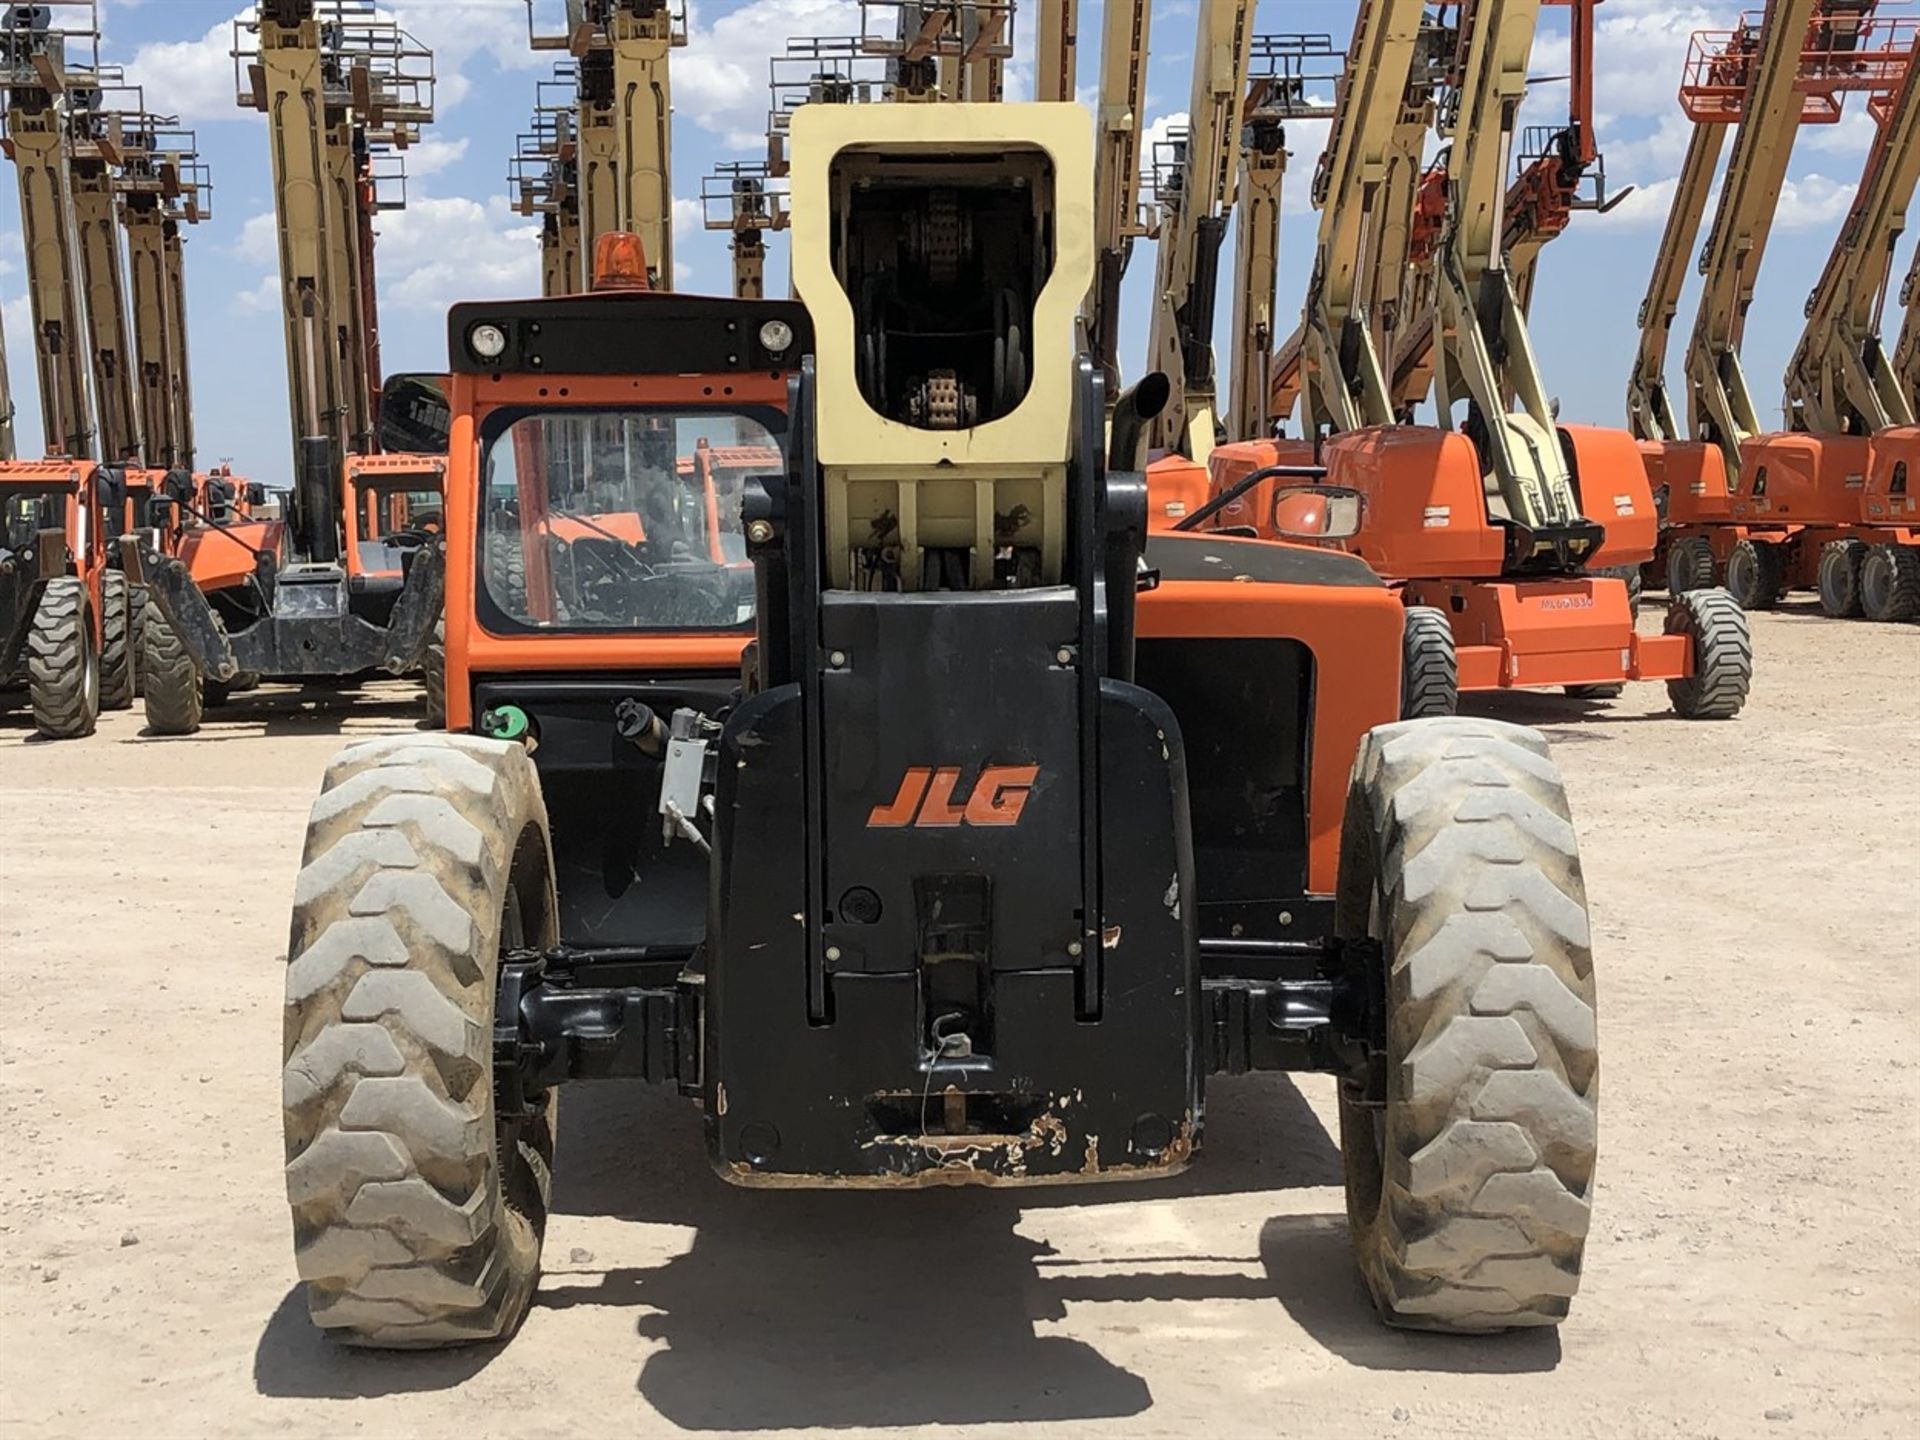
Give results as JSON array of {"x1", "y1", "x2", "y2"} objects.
[
  {"x1": 531, "y1": 0, "x2": 686, "y2": 290},
  {"x1": 1085, "y1": 0, "x2": 1151, "y2": 402},
  {"x1": 113, "y1": 103, "x2": 211, "y2": 472},
  {"x1": 1210, "y1": 0, "x2": 1749, "y2": 719},
  {"x1": 510, "y1": 67, "x2": 585, "y2": 297},
  {"x1": 1140, "y1": 0, "x2": 1257, "y2": 460},
  {"x1": 1226, "y1": 34, "x2": 1338, "y2": 442},
  {"x1": 1629, "y1": 1, "x2": 1919, "y2": 615}
]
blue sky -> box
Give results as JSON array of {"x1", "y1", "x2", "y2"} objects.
[{"x1": 1, "y1": 0, "x2": 1901, "y2": 486}]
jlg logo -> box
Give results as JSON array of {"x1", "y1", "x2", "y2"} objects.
[{"x1": 867, "y1": 765, "x2": 1040, "y2": 828}]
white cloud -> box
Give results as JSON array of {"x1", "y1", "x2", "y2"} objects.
[
  {"x1": 1586, "y1": 176, "x2": 1684, "y2": 232},
  {"x1": 372, "y1": 194, "x2": 542, "y2": 312},
  {"x1": 230, "y1": 273, "x2": 280, "y2": 316},
  {"x1": 233, "y1": 210, "x2": 278, "y2": 265},
  {"x1": 1586, "y1": 0, "x2": 1738, "y2": 128},
  {"x1": 388, "y1": 1, "x2": 549, "y2": 112},
  {"x1": 1774, "y1": 172, "x2": 1856, "y2": 230},
  {"x1": 1801, "y1": 107, "x2": 1878, "y2": 158},
  {"x1": 402, "y1": 136, "x2": 471, "y2": 178},
  {"x1": 677, "y1": 0, "x2": 861, "y2": 149},
  {"x1": 120, "y1": 7, "x2": 257, "y2": 125},
  {"x1": 672, "y1": 195, "x2": 703, "y2": 243}
]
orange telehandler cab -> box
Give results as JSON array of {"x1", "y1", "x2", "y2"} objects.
[{"x1": 277, "y1": 93, "x2": 1599, "y2": 1356}]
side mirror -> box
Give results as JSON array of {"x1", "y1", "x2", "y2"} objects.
[
  {"x1": 247, "y1": 482, "x2": 268, "y2": 508},
  {"x1": 379, "y1": 373, "x2": 452, "y2": 456},
  {"x1": 1269, "y1": 484, "x2": 1366, "y2": 542}
]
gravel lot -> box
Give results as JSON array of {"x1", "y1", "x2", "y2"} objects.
[{"x1": 1, "y1": 606, "x2": 1915, "y2": 1439}]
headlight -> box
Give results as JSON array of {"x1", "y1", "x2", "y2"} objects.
[
  {"x1": 758, "y1": 319, "x2": 794, "y2": 354},
  {"x1": 468, "y1": 323, "x2": 508, "y2": 361}
]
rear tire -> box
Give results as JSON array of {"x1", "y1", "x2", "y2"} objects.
[
  {"x1": 1666, "y1": 535, "x2": 1716, "y2": 594},
  {"x1": 421, "y1": 618, "x2": 446, "y2": 727},
  {"x1": 140, "y1": 597, "x2": 204, "y2": 736},
  {"x1": 1723, "y1": 539, "x2": 1783, "y2": 610},
  {"x1": 27, "y1": 576, "x2": 99, "y2": 739},
  {"x1": 1335, "y1": 717, "x2": 1597, "y2": 1331},
  {"x1": 100, "y1": 571, "x2": 134, "y2": 711},
  {"x1": 1664, "y1": 588, "x2": 1751, "y2": 719},
  {"x1": 1596, "y1": 564, "x2": 1642, "y2": 611},
  {"x1": 1817, "y1": 539, "x2": 1866, "y2": 618},
  {"x1": 1860, "y1": 542, "x2": 1920, "y2": 621},
  {"x1": 1400, "y1": 606, "x2": 1458, "y2": 720},
  {"x1": 282, "y1": 734, "x2": 558, "y2": 1348},
  {"x1": 129, "y1": 583, "x2": 149, "y2": 696}
]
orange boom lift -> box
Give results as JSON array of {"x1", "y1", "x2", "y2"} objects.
[
  {"x1": 1207, "y1": 0, "x2": 1753, "y2": 719},
  {"x1": 1630, "y1": 1, "x2": 1919, "y2": 619}
]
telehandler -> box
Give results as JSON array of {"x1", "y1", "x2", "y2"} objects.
[{"x1": 279, "y1": 103, "x2": 1598, "y2": 1349}]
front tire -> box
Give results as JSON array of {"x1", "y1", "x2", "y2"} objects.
[
  {"x1": 1664, "y1": 588, "x2": 1751, "y2": 720},
  {"x1": 1400, "y1": 606, "x2": 1458, "y2": 720},
  {"x1": 282, "y1": 734, "x2": 558, "y2": 1348},
  {"x1": 26, "y1": 576, "x2": 100, "y2": 739},
  {"x1": 1860, "y1": 542, "x2": 1920, "y2": 621},
  {"x1": 1335, "y1": 718, "x2": 1597, "y2": 1331},
  {"x1": 100, "y1": 571, "x2": 134, "y2": 711},
  {"x1": 140, "y1": 597, "x2": 204, "y2": 736}
]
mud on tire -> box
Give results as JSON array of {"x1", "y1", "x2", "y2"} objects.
[
  {"x1": 140, "y1": 596, "x2": 204, "y2": 736},
  {"x1": 100, "y1": 570, "x2": 135, "y2": 711},
  {"x1": 27, "y1": 576, "x2": 99, "y2": 739},
  {"x1": 1664, "y1": 588, "x2": 1751, "y2": 720},
  {"x1": 282, "y1": 734, "x2": 558, "y2": 1348},
  {"x1": 1334, "y1": 717, "x2": 1597, "y2": 1331},
  {"x1": 1400, "y1": 606, "x2": 1458, "y2": 720}
]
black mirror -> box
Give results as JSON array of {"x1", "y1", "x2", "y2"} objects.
[
  {"x1": 380, "y1": 373, "x2": 452, "y2": 456},
  {"x1": 247, "y1": 482, "x2": 268, "y2": 508}
]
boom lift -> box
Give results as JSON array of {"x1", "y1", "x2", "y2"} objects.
[
  {"x1": 114, "y1": 103, "x2": 211, "y2": 472},
  {"x1": 1085, "y1": 0, "x2": 1151, "y2": 403},
  {"x1": 1632, "y1": 3, "x2": 1918, "y2": 617},
  {"x1": 510, "y1": 68, "x2": 585, "y2": 297},
  {"x1": 129, "y1": 0, "x2": 445, "y2": 735},
  {"x1": 1390, "y1": 0, "x2": 1629, "y2": 419},
  {"x1": 276, "y1": 98, "x2": 1600, "y2": 1352},
  {"x1": 859, "y1": 0, "x2": 1014, "y2": 102},
  {"x1": 1226, "y1": 34, "x2": 1338, "y2": 443},
  {"x1": 1893, "y1": 245, "x2": 1920, "y2": 408},
  {"x1": 0, "y1": 322, "x2": 13, "y2": 461},
  {"x1": 1139, "y1": 0, "x2": 1257, "y2": 463},
  {"x1": 1211, "y1": 0, "x2": 1750, "y2": 719},
  {"x1": 0, "y1": 0, "x2": 137, "y2": 737},
  {"x1": 531, "y1": 0, "x2": 686, "y2": 291}
]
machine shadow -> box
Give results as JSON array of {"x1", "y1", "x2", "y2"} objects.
[
  {"x1": 125, "y1": 685, "x2": 425, "y2": 741},
  {"x1": 539, "y1": 1073, "x2": 1347, "y2": 1430},
  {"x1": 252, "y1": 1287, "x2": 500, "y2": 1399},
  {"x1": 1258, "y1": 1214, "x2": 1562, "y2": 1374}
]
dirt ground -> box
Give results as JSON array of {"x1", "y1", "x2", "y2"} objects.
[{"x1": 0, "y1": 605, "x2": 1915, "y2": 1440}]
